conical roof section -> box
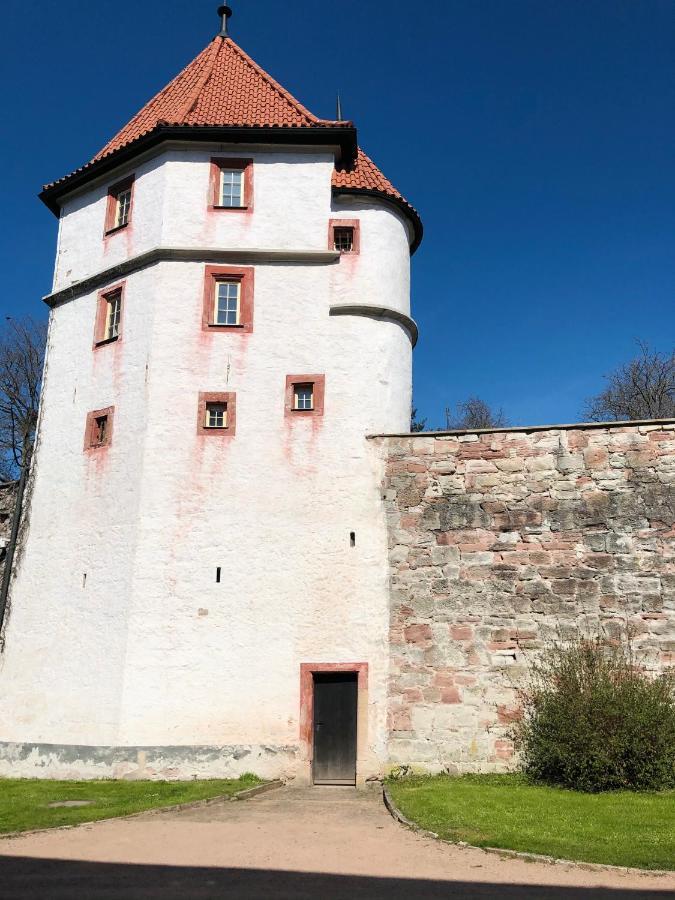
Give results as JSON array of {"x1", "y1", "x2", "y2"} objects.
[{"x1": 94, "y1": 36, "x2": 341, "y2": 162}]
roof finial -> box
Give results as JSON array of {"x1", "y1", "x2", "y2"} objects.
[
  {"x1": 336, "y1": 93, "x2": 343, "y2": 120},
  {"x1": 217, "y1": 4, "x2": 233, "y2": 37}
]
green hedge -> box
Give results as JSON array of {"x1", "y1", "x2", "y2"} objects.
[{"x1": 513, "y1": 636, "x2": 675, "y2": 792}]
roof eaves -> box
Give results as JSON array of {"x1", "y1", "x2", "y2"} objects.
[
  {"x1": 332, "y1": 185, "x2": 423, "y2": 255},
  {"x1": 40, "y1": 123, "x2": 359, "y2": 215}
]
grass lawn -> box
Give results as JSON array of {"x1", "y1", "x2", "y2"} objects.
[
  {"x1": 0, "y1": 773, "x2": 261, "y2": 835},
  {"x1": 387, "y1": 774, "x2": 675, "y2": 871}
]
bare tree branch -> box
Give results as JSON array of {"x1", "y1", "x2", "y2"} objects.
[
  {"x1": 584, "y1": 342, "x2": 675, "y2": 422},
  {"x1": 446, "y1": 397, "x2": 507, "y2": 430},
  {"x1": 0, "y1": 317, "x2": 48, "y2": 479}
]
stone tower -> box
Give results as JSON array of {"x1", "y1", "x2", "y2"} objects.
[{"x1": 0, "y1": 8, "x2": 421, "y2": 783}]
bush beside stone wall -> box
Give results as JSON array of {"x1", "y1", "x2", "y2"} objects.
[{"x1": 377, "y1": 423, "x2": 675, "y2": 772}]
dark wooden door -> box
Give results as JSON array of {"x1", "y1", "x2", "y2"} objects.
[{"x1": 312, "y1": 672, "x2": 358, "y2": 785}]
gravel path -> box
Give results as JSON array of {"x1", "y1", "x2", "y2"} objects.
[{"x1": 1, "y1": 785, "x2": 673, "y2": 898}]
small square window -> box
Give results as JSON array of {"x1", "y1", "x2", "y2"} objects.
[
  {"x1": 294, "y1": 384, "x2": 314, "y2": 411},
  {"x1": 205, "y1": 402, "x2": 228, "y2": 429},
  {"x1": 329, "y1": 219, "x2": 360, "y2": 255},
  {"x1": 198, "y1": 392, "x2": 237, "y2": 436},
  {"x1": 285, "y1": 375, "x2": 325, "y2": 418},
  {"x1": 84, "y1": 406, "x2": 114, "y2": 451},
  {"x1": 220, "y1": 170, "x2": 244, "y2": 208},
  {"x1": 214, "y1": 281, "x2": 240, "y2": 326},
  {"x1": 333, "y1": 227, "x2": 354, "y2": 253}
]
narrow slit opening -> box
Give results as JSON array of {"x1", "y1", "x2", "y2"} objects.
[
  {"x1": 350, "y1": 532, "x2": 356, "y2": 547},
  {"x1": 216, "y1": 567, "x2": 222, "y2": 584}
]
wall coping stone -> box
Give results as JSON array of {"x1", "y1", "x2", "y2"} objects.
[{"x1": 369, "y1": 419, "x2": 675, "y2": 439}]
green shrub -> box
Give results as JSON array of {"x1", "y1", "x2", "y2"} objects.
[{"x1": 513, "y1": 636, "x2": 675, "y2": 792}]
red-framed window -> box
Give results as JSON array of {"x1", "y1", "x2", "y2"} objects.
[
  {"x1": 209, "y1": 158, "x2": 254, "y2": 211},
  {"x1": 93, "y1": 282, "x2": 124, "y2": 348},
  {"x1": 84, "y1": 406, "x2": 114, "y2": 451},
  {"x1": 197, "y1": 392, "x2": 237, "y2": 436},
  {"x1": 284, "y1": 375, "x2": 325, "y2": 418},
  {"x1": 104, "y1": 175, "x2": 135, "y2": 234},
  {"x1": 329, "y1": 219, "x2": 360, "y2": 255},
  {"x1": 202, "y1": 266, "x2": 254, "y2": 333}
]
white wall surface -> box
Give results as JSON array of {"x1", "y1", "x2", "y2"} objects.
[
  {"x1": 330, "y1": 195, "x2": 412, "y2": 318},
  {"x1": 54, "y1": 156, "x2": 166, "y2": 291},
  {"x1": 161, "y1": 148, "x2": 335, "y2": 250},
  {"x1": 0, "y1": 146, "x2": 414, "y2": 780},
  {"x1": 0, "y1": 266, "x2": 156, "y2": 745}
]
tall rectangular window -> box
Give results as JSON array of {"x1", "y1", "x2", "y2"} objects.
[
  {"x1": 105, "y1": 176, "x2": 135, "y2": 234},
  {"x1": 105, "y1": 291, "x2": 122, "y2": 340},
  {"x1": 203, "y1": 266, "x2": 254, "y2": 333},
  {"x1": 220, "y1": 170, "x2": 244, "y2": 208},
  {"x1": 210, "y1": 158, "x2": 253, "y2": 211},
  {"x1": 115, "y1": 188, "x2": 132, "y2": 228},
  {"x1": 84, "y1": 406, "x2": 114, "y2": 451},
  {"x1": 93, "y1": 414, "x2": 108, "y2": 445},
  {"x1": 214, "y1": 281, "x2": 240, "y2": 326},
  {"x1": 94, "y1": 282, "x2": 125, "y2": 348}
]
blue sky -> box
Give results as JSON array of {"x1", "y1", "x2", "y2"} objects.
[{"x1": 2, "y1": 0, "x2": 673, "y2": 427}]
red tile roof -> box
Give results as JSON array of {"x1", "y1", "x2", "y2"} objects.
[
  {"x1": 94, "y1": 36, "x2": 339, "y2": 162},
  {"x1": 41, "y1": 35, "x2": 421, "y2": 250},
  {"x1": 333, "y1": 149, "x2": 422, "y2": 251},
  {"x1": 332, "y1": 148, "x2": 404, "y2": 200}
]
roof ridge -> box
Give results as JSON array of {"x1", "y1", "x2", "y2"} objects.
[
  {"x1": 224, "y1": 37, "x2": 324, "y2": 126},
  {"x1": 94, "y1": 42, "x2": 216, "y2": 161},
  {"x1": 173, "y1": 37, "x2": 222, "y2": 124}
]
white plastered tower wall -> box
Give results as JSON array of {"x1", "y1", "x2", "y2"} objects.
[{"x1": 0, "y1": 142, "x2": 415, "y2": 780}]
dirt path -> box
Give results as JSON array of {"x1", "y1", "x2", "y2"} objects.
[{"x1": 1, "y1": 786, "x2": 673, "y2": 899}]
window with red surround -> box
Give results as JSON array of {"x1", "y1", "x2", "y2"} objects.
[
  {"x1": 197, "y1": 392, "x2": 237, "y2": 436},
  {"x1": 202, "y1": 266, "x2": 254, "y2": 333},
  {"x1": 209, "y1": 158, "x2": 254, "y2": 211},
  {"x1": 104, "y1": 175, "x2": 135, "y2": 234},
  {"x1": 84, "y1": 406, "x2": 114, "y2": 451},
  {"x1": 93, "y1": 282, "x2": 124, "y2": 348},
  {"x1": 285, "y1": 375, "x2": 325, "y2": 418},
  {"x1": 329, "y1": 219, "x2": 360, "y2": 255}
]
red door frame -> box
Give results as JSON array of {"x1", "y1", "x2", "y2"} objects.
[{"x1": 299, "y1": 663, "x2": 368, "y2": 778}]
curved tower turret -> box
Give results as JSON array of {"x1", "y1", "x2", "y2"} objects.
[{"x1": 0, "y1": 8, "x2": 421, "y2": 783}]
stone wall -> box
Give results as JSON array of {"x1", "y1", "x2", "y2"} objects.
[{"x1": 377, "y1": 422, "x2": 675, "y2": 772}]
